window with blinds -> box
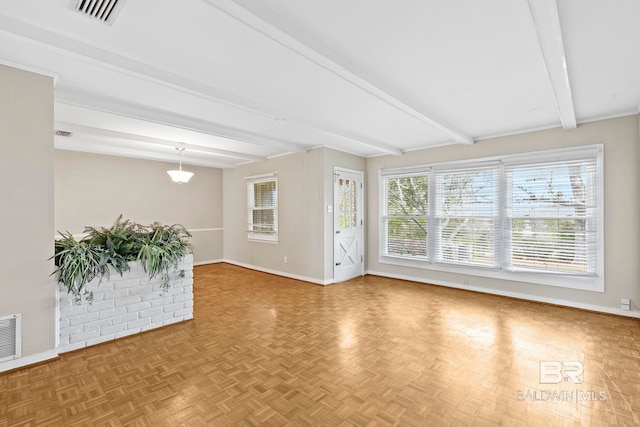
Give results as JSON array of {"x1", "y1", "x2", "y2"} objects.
[
  {"x1": 378, "y1": 145, "x2": 603, "y2": 291},
  {"x1": 380, "y1": 170, "x2": 429, "y2": 259},
  {"x1": 434, "y1": 165, "x2": 498, "y2": 267},
  {"x1": 246, "y1": 173, "x2": 278, "y2": 242},
  {"x1": 505, "y1": 156, "x2": 598, "y2": 274}
]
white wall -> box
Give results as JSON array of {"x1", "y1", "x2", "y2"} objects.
[
  {"x1": 55, "y1": 150, "x2": 223, "y2": 264},
  {"x1": 366, "y1": 115, "x2": 640, "y2": 314},
  {"x1": 0, "y1": 65, "x2": 57, "y2": 369}
]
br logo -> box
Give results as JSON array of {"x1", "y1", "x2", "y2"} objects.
[{"x1": 539, "y1": 361, "x2": 584, "y2": 384}]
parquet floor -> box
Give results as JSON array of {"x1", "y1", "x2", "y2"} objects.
[{"x1": 1, "y1": 264, "x2": 640, "y2": 426}]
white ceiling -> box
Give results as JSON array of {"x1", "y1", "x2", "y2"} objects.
[{"x1": 0, "y1": 0, "x2": 638, "y2": 168}]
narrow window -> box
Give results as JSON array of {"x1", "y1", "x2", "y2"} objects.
[{"x1": 246, "y1": 174, "x2": 278, "y2": 242}]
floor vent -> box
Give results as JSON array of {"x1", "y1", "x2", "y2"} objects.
[
  {"x1": 0, "y1": 314, "x2": 21, "y2": 362},
  {"x1": 70, "y1": 0, "x2": 126, "y2": 25}
]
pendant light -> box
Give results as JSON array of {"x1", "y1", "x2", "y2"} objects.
[{"x1": 167, "y1": 147, "x2": 194, "y2": 183}]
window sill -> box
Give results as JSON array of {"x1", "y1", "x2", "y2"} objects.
[
  {"x1": 379, "y1": 255, "x2": 604, "y2": 292},
  {"x1": 248, "y1": 236, "x2": 279, "y2": 244}
]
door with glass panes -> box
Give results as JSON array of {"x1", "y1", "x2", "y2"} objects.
[{"x1": 333, "y1": 168, "x2": 364, "y2": 282}]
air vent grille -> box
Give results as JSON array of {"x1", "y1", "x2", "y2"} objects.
[
  {"x1": 0, "y1": 314, "x2": 20, "y2": 362},
  {"x1": 55, "y1": 130, "x2": 74, "y2": 137},
  {"x1": 72, "y1": 0, "x2": 124, "y2": 24}
]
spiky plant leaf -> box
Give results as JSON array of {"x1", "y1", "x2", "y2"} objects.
[{"x1": 54, "y1": 217, "x2": 192, "y2": 302}]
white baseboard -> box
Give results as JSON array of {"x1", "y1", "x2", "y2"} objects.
[
  {"x1": 222, "y1": 259, "x2": 332, "y2": 285},
  {"x1": 366, "y1": 269, "x2": 640, "y2": 319},
  {"x1": 0, "y1": 349, "x2": 58, "y2": 373},
  {"x1": 193, "y1": 259, "x2": 224, "y2": 266}
]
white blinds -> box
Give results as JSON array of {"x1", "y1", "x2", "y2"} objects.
[
  {"x1": 378, "y1": 145, "x2": 602, "y2": 285},
  {"x1": 504, "y1": 155, "x2": 598, "y2": 274},
  {"x1": 247, "y1": 175, "x2": 278, "y2": 240},
  {"x1": 380, "y1": 173, "x2": 429, "y2": 259},
  {"x1": 434, "y1": 165, "x2": 498, "y2": 267}
]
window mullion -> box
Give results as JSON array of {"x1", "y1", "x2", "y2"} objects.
[
  {"x1": 496, "y1": 162, "x2": 507, "y2": 270},
  {"x1": 427, "y1": 169, "x2": 437, "y2": 262}
]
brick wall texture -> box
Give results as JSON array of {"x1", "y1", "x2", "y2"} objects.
[{"x1": 57, "y1": 254, "x2": 193, "y2": 353}]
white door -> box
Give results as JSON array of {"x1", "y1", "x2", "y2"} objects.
[{"x1": 334, "y1": 168, "x2": 364, "y2": 282}]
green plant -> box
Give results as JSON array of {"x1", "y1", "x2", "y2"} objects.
[
  {"x1": 136, "y1": 222, "x2": 192, "y2": 290},
  {"x1": 53, "y1": 232, "x2": 108, "y2": 303},
  {"x1": 83, "y1": 214, "x2": 139, "y2": 275},
  {"x1": 53, "y1": 216, "x2": 192, "y2": 303}
]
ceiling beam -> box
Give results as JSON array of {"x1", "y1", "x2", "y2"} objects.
[
  {"x1": 202, "y1": 0, "x2": 474, "y2": 146},
  {"x1": 0, "y1": 14, "x2": 402, "y2": 155},
  {"x1": 56, "y1": 90, "x2": 306, "y2": 154},
  {"x1": 526, "y1": 0, "x2": 577, "y2": 129},
  {"x1": 54, "y1": 137, "x2": 236, "y2": 169},
  {"x1": 54, "y1": 121, "x2": 267, "y2": 161}
]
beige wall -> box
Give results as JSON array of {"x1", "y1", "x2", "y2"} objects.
[
  {"x1": 223, "y1": 150, "x2": 325, "y2": 281},
  {"x1": 0, "y1": 65, "x2": 56, "y2": 362},
  {"x1": 223, "y1": 148, "x2": 366, "y2": 283},
  {"x1": 55, "y1": 150, "x2": 223, "y2": 263},
  {"x1": 367, "y1": 115, "x2": 640, "y2": 312}
]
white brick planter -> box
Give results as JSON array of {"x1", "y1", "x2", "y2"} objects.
[{"x1": 57, "y1": 254, "x2": 193, "y2": 353}]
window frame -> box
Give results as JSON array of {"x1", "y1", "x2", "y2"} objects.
[
  {"x1": 433, "y1": 162, "x2": 500, "y2": 269},
  {"x1": 246, "y1": 172, "x2": 278, "y2": 243},
  {"x1": 379, "y1": 145, "x2": 604, "y2": 292},
  {"x1": 379, "y1": 167, "x2": 431, "y2": 261}
]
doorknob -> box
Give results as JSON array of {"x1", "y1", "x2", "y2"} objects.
[
  {"x1": 335, "y1": 262, "x2": 341, "y2": 266},
  {"x1": 336, "y1": 230, "x2": 341, "y2": 234}
]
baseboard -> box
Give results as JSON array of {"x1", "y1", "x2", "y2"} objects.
[
  {"x1": 0, "y1": 349, "x2": 58, "y2": 373},
  {"x1": 222, "y1": 259, "x2": 332, "y2": 285},
  {"x1": 193, "y1": 259, "x2": 224, "y2": 266},
  {"x1": 366, "y1": 269, "x2": 640, "y2": 319}
]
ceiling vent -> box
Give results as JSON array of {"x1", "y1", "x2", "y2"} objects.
[
  {"x1": 55, "y1": 130, "x2": 74, "y2": 137},
  {"x1": 70, "y1": 0, "x2": 126, "y2": 25}
]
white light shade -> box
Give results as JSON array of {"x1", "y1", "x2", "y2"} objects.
[{"x1": 167, "y1": 169, "x2": 194, "y2": 183}]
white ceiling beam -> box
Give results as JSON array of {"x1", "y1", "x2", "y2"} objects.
[
  {"x1": 0, "y1": 15, "x2": 402, "y2": 156},
  {"x1": 55, "y1": 90, "x2": 306, "y2": 154},
  {"x1": 526, "y1": 0, "x2": 577, "y2": 130},
  {"x1": 55, "y1": 137, "x2": 236, "y2": 169},
  {"x1": 202, "y1": 0, "x2": 474, "y2": 146},
  {"x1": 54, "y1": 121, "x2": 266, "y2": 162}
]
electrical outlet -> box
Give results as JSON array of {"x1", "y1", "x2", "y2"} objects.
[
  {"x1": 621, "y1": 297, "x2": 631, "y2": 311},
  {"x1": 284, "y1": 256, "x2": 288, "y2": 264}
]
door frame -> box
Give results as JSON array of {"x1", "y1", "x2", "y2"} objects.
[{"x1": 333, "y1": 166, "x2": 365, "y2": 282}]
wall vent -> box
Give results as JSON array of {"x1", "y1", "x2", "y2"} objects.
[
  {"x1": 0, "y1": 314, "x2": 21, "y2": 362},
  {"x1": 70, "y1": 0, "x2": 126, "y2": 25},
  {"x1": 55, "y1": 130, "x2": 74, "y2": 137}
]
